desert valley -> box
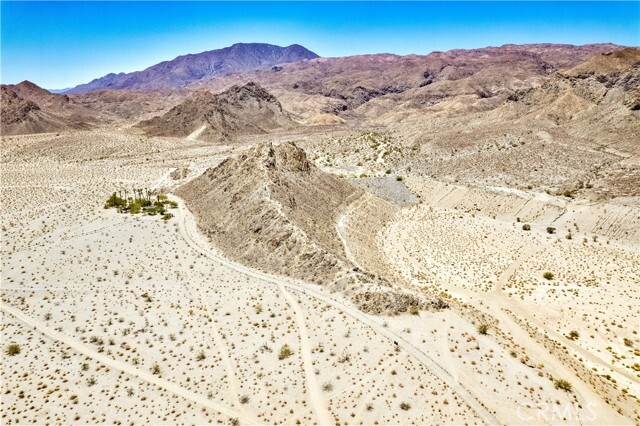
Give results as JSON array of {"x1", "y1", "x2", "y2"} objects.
[{"x1": 1, "y1": 39, "x2": 639, "y2": 425}]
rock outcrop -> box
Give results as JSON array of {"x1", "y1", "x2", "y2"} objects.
[{"x1": 176, "y1": 142, "x2": 438, "y2": 313}]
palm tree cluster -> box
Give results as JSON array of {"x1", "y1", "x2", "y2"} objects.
[{"x1": 104, "y1": 189, "x2": 177, "y2": 220}]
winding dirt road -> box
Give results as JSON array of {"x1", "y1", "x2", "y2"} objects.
[{"x1": 175, "y1": 196, "x2": 500, "y2": 425}]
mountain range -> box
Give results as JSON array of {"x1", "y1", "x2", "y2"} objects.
[
  {"x1": 2, "y1": 42, "x2": 637, "y2": 140},
  {"x1": 65, "y1": 43, "x2": 319, "y2": 94}
]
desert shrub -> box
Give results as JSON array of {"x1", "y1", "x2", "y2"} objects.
[
  {"x1": 151, "y1": 362, "x2": 161, "y2": 375},
  {"x1": 522, "y1": 224, "x2": 531, "y2": 231},
  {"x1": 396, "y1": 176, "x2": 403, "y2": 181},
  {"x1": 623, "y1": 338, "x2": 633, "y2": 347},
  {"x1": 89, "y1": 336, "x2": 104, "y2": 345},
  {"x1": 5, "y1": 344, "x2": 21, "y2": 356},
  {"x1": 400, "y1": 402, "x2": 411, "y2": 411},
  {"x1": 239, "y1": 395, "x2": 250, "y2": 404},
  {"x1": 543, "y1": 272, "x2": 554, "y2": 280},
  {"x1": 321, "y1": 382, "x2": 333, "y2": 392},
  {"x1": 196, "y1": 350, "x2": 206, "y2": 361},
  {"x1": 278, "y1": 344, "x2": 293, "y2": 360},
  {"x1": 554, "y1": 379, "x2": 572, "y2": 392},
  {"x1": 337, "y1": 351, "x2": 350, "y2": 363},
  {"x1": 409, "y1": 305, "x2": 419, "y2": 315},
  {"x1": 477, "y1": 324, "x2": 489, "y2": 335},
  {"x1": 568, "y1": 330, "x2": 580, "y2": 340},
  {"x1": 546, "y1": 226, "x2": 556, "y2": 234}
]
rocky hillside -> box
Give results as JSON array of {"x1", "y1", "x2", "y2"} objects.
[
  {"x1": 188, "y1": 43, "x2": 621, "y2": 121},
  {"x1": 176, "y1": 142, "x2": 360, "y2": 282},
  {"x1": 176, "y1": 142, "x2": 435, "y2": 313},
  {"x1": 138, "y1": 82, "x2": 293, "y2": 141},
  {"x1": 66, "y1": 43, "x2": 319, "y2": 93},
  {"x1": 499, "y1": 47, "x2": 640, "y2": 150},
  {"x1": 1, "y1": 81, "x2": 98, "y2": 135}
]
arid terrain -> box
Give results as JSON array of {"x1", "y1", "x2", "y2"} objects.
[{"x1": 1, "y1": 43, "x2": 639, "y2": 425}]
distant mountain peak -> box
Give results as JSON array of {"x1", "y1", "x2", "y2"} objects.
[{"x1": 66, "y1": 42, "x2": 319, "y2": 94}]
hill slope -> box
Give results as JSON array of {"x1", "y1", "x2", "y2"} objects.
[
  {"x1": 66, "y1": 43, "x2": 319, "y2": 93},
  {"x1": 176, "y1": 142, "x2": 434, "y2": 313},
  {"x1": 1, "y1": 81, "x2": 98, "y2": 135},
  {"x1": 498, "y1": 47, "x2": 640, "y2": 150},
  {"x1": 138, "y1": 82, "x2": 293, "y2": 141}
]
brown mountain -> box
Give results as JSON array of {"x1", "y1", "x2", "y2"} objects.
[
  {"x1": 497, "y1": 47, "x2": 640, "y2": 149},
  {"x1": 188, "y1": 43, "x2": 622, "y2": 121},
  {"x1": 66, "y1": 43, "x2": 319, "y2": 94},
  {"x1": 368, "y1": 47, "x2": 640, "y2": 201},
  {"x1": 1, "y1": 81, "x2": 99, "y2": 135},
  {"x1": 137, "y1": 82, "x2": 294, "y2": 141}
]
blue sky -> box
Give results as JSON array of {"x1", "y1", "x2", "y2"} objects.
[{"x1": 1, "y1": 1, "x2": 639, "y2": 89}]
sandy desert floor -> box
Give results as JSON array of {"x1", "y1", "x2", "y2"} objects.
[{"x1": 1, "y1": 128, "x2": 638, "y2": 425}]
